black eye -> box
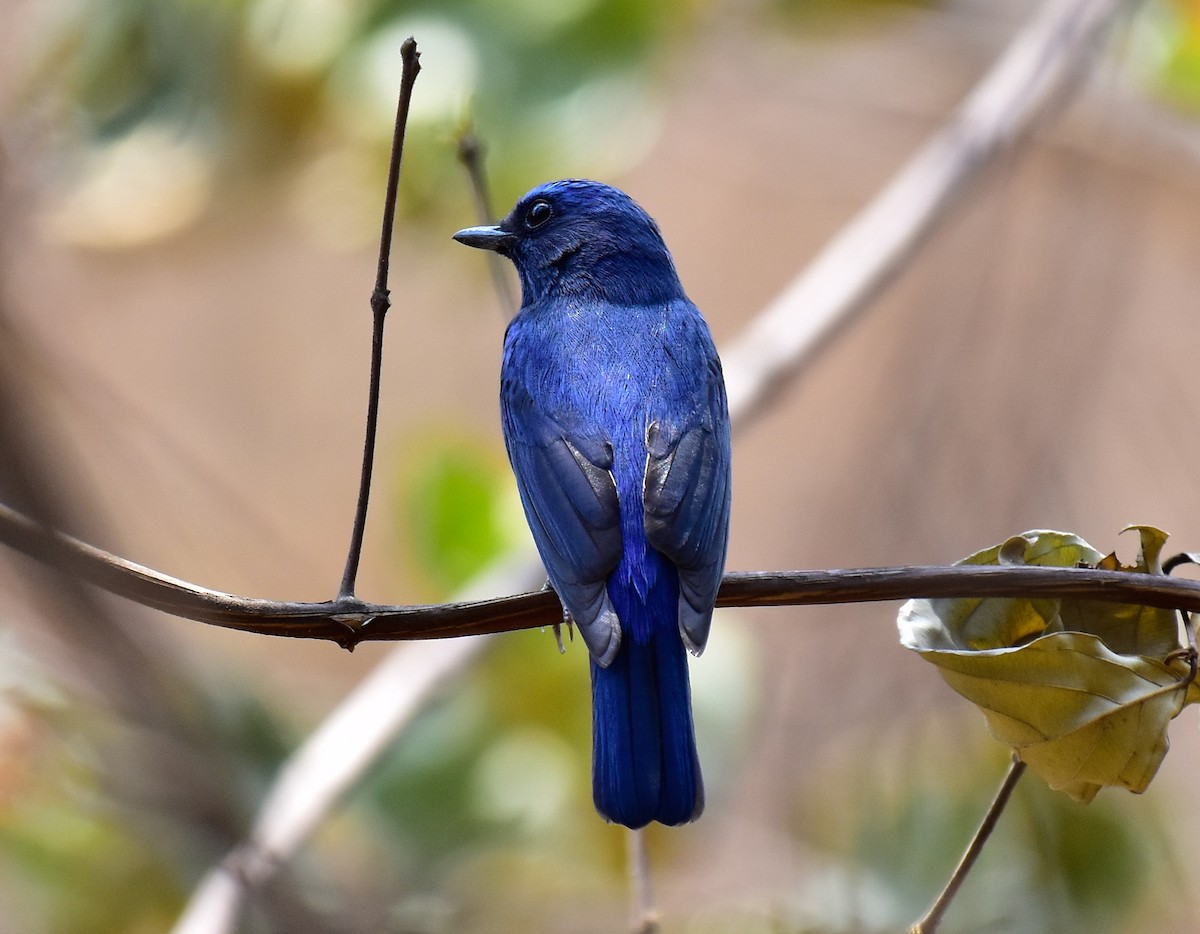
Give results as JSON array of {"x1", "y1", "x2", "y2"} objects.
[{"x1": 525, "y1": 199, "x2": 552, "y2": 229}]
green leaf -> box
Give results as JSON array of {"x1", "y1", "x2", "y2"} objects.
[
  {"x1": 899, "y1": 528, "x2": 1194, "y2": 802},
  {"x1": 1137, "y1": 1, "x2": 1200, "y2": 114},
  {"x1": 397, "y1": 435, "x2": 516, "y2": 598}
]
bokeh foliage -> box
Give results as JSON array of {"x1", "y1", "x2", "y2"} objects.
[
  {"x1": 788, "y1": 721, "x2": 1184, "y2": 933},
  {"x1": 22, "y1": 0, "x2": 703, "y2": 247}
]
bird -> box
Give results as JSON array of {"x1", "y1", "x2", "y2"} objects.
[{"x1": 453, "y1": 179, "x2": 731, "y2": 828}]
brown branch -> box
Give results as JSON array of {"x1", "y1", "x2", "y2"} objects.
[{"x1": 4, "y1": 501, "x2": 1199, "y2": 649}]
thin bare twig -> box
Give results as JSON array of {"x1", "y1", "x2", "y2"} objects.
[
  {"x1": 338, "y1": 37, "x2": 421, "y2": 601},
  {"x1": 456, "y1": 127, "x2": 518, "y2": 313},
  {"x1": 907, "y1": 553, "x2": 1197, "y2": 934},
  {"x1": 910, "y1": 757, "x2": 1028, "y2": 934}
]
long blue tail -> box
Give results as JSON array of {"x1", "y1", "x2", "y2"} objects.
[{"x1": 590, "y1": 546, "x2": 703, "y2": 828}]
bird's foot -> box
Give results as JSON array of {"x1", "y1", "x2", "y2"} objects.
[
  {"x1": 552, "y1": 610, "x2": 576, "y2": 655},
  {"x1": 540, "y1": 579, "x2": 575, "y2": 654}
]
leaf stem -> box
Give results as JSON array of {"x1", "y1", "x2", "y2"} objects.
[
  {"x1": 338, "y1": 38, "x2": 421, "y2": 602},
  {"x1": 910, "y1": 756, "x2": 1027, "y2": 934}
]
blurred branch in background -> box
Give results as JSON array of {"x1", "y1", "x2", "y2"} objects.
[
  {"x1": 455, "y1": 127, "x2": 518, "y2": 315},
  {"x1": 721, "y1": 0, "x2": 1136, "y2": 422},
  {"x1": 0, "y1": 237, "x2": 299, "y2": 929},
  {"x1": 172, "y1": 623, "x2": 498, "y2": 934}
]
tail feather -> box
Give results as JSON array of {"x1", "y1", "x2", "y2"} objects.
[
  {"x1": 590, "y1": 480, "x2": 700, "y2": 830},
  {"x1": 591, "y1": 556, "x2": 703, "y2": 828}
]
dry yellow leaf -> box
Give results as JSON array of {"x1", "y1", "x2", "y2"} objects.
[{"x1": 899, "y1": 528, "x2": 1194, "y2": 802}]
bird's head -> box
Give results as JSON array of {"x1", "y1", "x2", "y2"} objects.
[{"x1": 453, "y1": 179, "x2": 683, "y2": 306}]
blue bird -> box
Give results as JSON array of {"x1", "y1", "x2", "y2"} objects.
[{"x1": 454, "y1": 180, "x2": 731, "y2": 828}]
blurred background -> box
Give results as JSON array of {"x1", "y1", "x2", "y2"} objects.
[{"x1": 2, "y1": 0, "x2": 1200, "y2": 931}]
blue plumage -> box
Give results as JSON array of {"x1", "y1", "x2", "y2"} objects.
[{"x1": 454, "y1": 180, "x2": 731, "y2": 828}]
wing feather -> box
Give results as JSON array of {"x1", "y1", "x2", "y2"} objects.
[
  {"x1": 503, "y1": 390, "x2": 624, "y2": 666},
  {"x1": 644, "y1": 355, "x2": 731, "y2": 655}
]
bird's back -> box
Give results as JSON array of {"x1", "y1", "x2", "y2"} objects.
[
  {"x1": 462, "y1": 177, "x2": 729, "y2": 828},
  {"x1": 501, "y1": 295, "x2": 722, "y2": 826}
]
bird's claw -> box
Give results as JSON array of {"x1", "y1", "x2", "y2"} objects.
[
  {"x1": 538, "y1": 578, "x2": 575, "y2": 654},
  {"x1": 552, "y1": 609, "x2": 576, "y2": 655}
]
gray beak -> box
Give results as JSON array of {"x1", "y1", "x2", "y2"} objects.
[{"x1": 452, "y1": 225, "x2": 515, "y2": 252}]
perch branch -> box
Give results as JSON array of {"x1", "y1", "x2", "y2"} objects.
[{"x1": 4, "y1": 499, "x2": 1199, "y2": 647}]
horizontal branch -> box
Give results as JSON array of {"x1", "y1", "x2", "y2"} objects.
[{"x1": 3, "y1": 502, "x2": 1197, "y2": 648}]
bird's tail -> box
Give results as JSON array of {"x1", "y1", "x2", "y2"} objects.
[{"x1": 590, "y1": 560, "x2": 703, "y2": 828}]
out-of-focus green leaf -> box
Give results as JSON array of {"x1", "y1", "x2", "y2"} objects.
[
  {"x1": 396, "y1": 435, "x2": 516, "y2": 597},
  {"x1": 0, "y1": 734, "x2": 186, "y2": 934},
  {"x1": 1134, "y1": 0, "x2": 1200, "y2": 113},
  {"x1": 898, "y1": 528, "x2": 1196, "y2": 803},
  {"x1": 790, "y1": 724, "x2": 1176, "y2": 933}
]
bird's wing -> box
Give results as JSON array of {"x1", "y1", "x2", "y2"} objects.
[
  {"x1": 643, "y1": 353, "x2": 731, "y2": 657},
  {"x1": 503, "y1": 389, "x2": 624, "y2": 667}
]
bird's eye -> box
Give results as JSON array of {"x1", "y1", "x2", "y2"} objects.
[{"x1": 525, "y1": 200, "x2": 552, "y2": 229}]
